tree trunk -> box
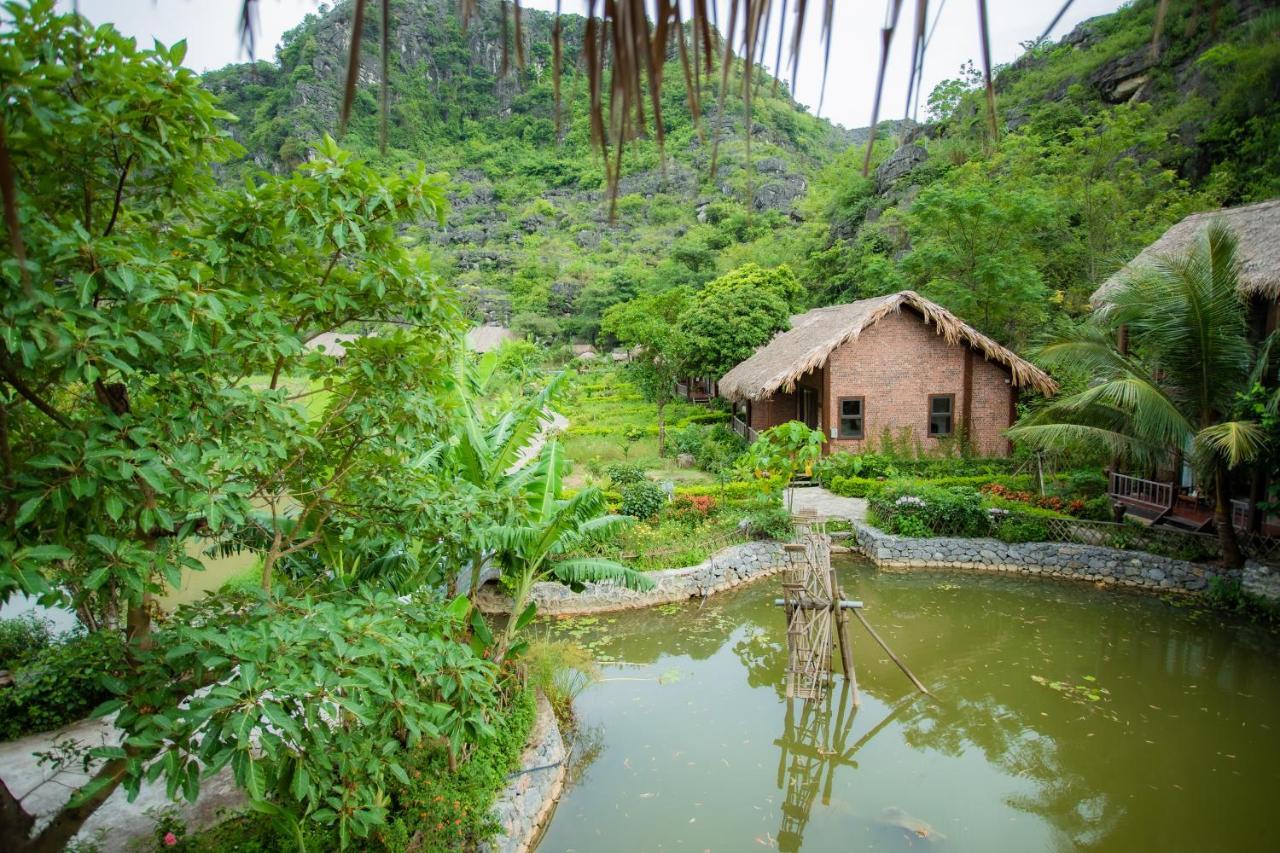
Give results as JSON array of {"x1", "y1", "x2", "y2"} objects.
[
  {"x1": 1214, "y1": 461, "x2": 1245, "y2": 569},
  {"x1": 125, "y1": 593, "x2": 152, "y2": 655},
  {"x1": 0, "y1": 758, "x2": 128, "y2": 853},
  {"x1": 656, "y1": 401, "x2": 666, "y2": 457}
]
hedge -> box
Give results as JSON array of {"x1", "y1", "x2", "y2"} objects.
[{"x1": 829, "y1": 473, "x2": 1034, "y2": 499}]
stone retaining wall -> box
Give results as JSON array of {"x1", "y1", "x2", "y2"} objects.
[
  {"x1": 851, "y1": 521, "x2": 1238, "y2": 593},
  {"x1": 1243, "y1": 563, "x2": 1280, "y2": 602},
  {"x1": 480, "y1": 692, "x2": 567, "y2": 853},
  {"x1": 476, "y1": 541, "x2": 805, "y2": 616}
]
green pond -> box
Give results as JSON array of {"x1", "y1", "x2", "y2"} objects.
[{"x1": 535, "y1": 557, "x2": 1280, "y2": 852}]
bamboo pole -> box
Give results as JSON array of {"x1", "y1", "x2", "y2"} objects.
[{"x1": 851, "y1": 609, "x2": 932, "y2": 698}]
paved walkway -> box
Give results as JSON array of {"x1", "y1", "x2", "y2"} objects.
[
  {"x1": 787, "y1": 486, "x2": 868, "y2": 522},
  {"x1": 0, "y1": 714, "x2": 244, "y2": 851}
]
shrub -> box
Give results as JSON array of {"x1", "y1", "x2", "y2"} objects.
[
  {"x1": 829, "y1": 476, "x2": 888, "y2": 498},
  {"x1": 995, "y1": 514, "x2": 1052, "y2": 543},
  {"x1": 0, "y1": 613, "x2": 57, "y2": 669},
  {"x1": 892, "y1": 514, "x2": 932, "y2": 538},
  {"x1": 605, "y1": 462, "x2": 647, "y2": 487},
  {"x1": 675, "y1": 478, "x2": 782, "y2": 501},
  {"x1": 670, "y1": 423, "x2": 745, "y2": 473},
  {"x1": 0, "y1": 629, "x2": 128, "y2": 741},
  {"x1": 1058, "y1": 468, "x2": 1109, "y2": 499},
  {"x1": 746, "y1": 503, "x2": 794, "y2": 540},
  {"x1": 665, "y1": 494, "x2": 718, "y2": 527},
  {"x1": 670, "y1": 423, "x2": 706, "y2": 458},
  {"x1": 814, "y1": 451, "x2": 1019, "y2": 487},
  {"x1": 620, "y1": 481, "x2": 667, "y2": 519},
  {"x1": 870, "y1": 484, "x2": 991, "y2": 538},
  {"x1": 1076, "y1": 495, "x2": 1115, "y2": 521}
]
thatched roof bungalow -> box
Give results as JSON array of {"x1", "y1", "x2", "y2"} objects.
[
  {"x1": 718, "y1": 291, "x2": 1056, "y2": 457},
  {"x1": 1090, "y1": 198, "x2": 1280, "y2": 308}
]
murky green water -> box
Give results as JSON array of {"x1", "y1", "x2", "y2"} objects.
[{"x1": 536, "y1": 558, "x2": 1280, "y2": 852}]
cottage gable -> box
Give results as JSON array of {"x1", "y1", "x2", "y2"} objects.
[{"x1": 718, "y1": 291, "x2": 1055, "y2": 457}]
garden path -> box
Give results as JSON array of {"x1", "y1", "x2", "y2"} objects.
[
  {"x1": 788, "y1": 487, "x2": 868, "y2": 523},
  {"x1": 0, "y1": 714, "x2": 244, "y2": 851}
]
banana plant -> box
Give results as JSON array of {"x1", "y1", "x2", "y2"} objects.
[
  {"x1": 441, "y1": 358, "x2": 572, "y2": 603},
  {"x1": 490, "y1": 440, "x2": 653, "y2": 656}
]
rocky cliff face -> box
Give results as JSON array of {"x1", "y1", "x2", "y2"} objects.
[{"x1": 202, "y1": 0, "x2": 858, "y2": 335}]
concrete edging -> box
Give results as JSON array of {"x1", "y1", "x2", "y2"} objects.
[
  {"x1": 480, "y1": 692, "x2": 567, "y2": 853},
  {"x1": 849, "y1": 520, "x2": 1241, "y2": 593},
  {"x1": 476, "y1": 540, "x2": 806, "y2": 617}
]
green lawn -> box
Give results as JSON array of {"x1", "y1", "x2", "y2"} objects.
[{"x1": 558, "y1": 365, "x2": 721, "y2": 488}]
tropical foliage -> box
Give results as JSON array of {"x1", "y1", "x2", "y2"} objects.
[{"x1": 1010, "y1": 224, "x2": 1274, "y2": 566}]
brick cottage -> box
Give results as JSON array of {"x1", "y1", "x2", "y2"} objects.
[{"x1": 716, "y1": 291, "x2": 1057, "y2": 456}]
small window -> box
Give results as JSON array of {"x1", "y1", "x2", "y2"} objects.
[
  {"x1": 929, "y1": 394, "x2": 954, "y2": 437},
  {"x1": 838, "y1": 397, "x2": 864, "y2": 439}
]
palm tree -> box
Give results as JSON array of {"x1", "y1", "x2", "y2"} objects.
[
  {"x1": 491, "y1": 440, "x2": 653, "y2": 655},
  {"x1": 1009, "y1": 223, "x2": 1275, "y2": 568}
]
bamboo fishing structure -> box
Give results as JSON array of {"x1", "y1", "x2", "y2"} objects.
[{"x1": 777, "y1": 511, "x2": 929, "y2": 704}]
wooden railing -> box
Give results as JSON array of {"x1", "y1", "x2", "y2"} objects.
[
  {"x1": 675, "y1": 381, "x2": 690, "y2": 398},
  {"x1": 731, "y1": 415, "x2": 758, "y2": 443},
  {"x1": 1108, "y1": 471, "x2": 1176, "y2": 512}
]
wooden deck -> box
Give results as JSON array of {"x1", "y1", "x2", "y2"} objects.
[{"x1": 1108, "y1": 471, "x2": 1280, "y2": 535}]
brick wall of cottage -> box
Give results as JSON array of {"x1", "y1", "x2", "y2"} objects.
[
  {"x1": 749, "y1": 390, "x2": 797, "y2": 432},
  {"x1": 745, "y1": 309, "x2": 1016, "y2": 456}
]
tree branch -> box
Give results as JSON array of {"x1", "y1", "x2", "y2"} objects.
[
  {"x1": 0, "y1": 355, "x2": 73, "y2": 429},
  {"x1": 102, "y1": 153, "x2": 135, "y2": 238},
  {"x1": 0, "y1": 122, "x2": 33, "y2": 298}
]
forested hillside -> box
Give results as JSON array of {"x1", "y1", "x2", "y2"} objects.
[
  {"x1": 206, "y1": 0, "x2": 1280, "y2": 349},
  {"x1": 204, "y1": 0, "x2": 856, "y2": 342}
]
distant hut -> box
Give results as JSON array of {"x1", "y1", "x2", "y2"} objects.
[
  {"x1": 716, "y1": 291, "x2": 1056, "y2": 456},
  {"x1": 1091, "y1": 198, "x2": 1280, "y2": 333},
  {"x1": 467, "y1": 324, "x2": 517, "y2": 353},
  {"x1": 1091, "y1": 198, "x2": 1280, "y2": 533}
]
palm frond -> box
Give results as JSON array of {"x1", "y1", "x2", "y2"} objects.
[
  {"x1": 1197, "y1": 421, "x2": 1269, "y2": 469},
  {"x1": 550, "y1": 558, "x2": 655, "y2": 592},
  {"x1": 1005, "y1": 422, "x2": 1164, "y2": 467}
]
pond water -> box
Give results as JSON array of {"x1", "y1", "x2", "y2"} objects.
[{"x1": 536, "y1": 557, "x2": 1280, "y2": 852}]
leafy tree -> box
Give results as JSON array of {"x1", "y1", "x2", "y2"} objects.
[
  {"x1": 1010, "y1": 224, "x2": 1272, "y2": 568},
  {"x1": 925, "y1": 61, "x2": 984, "y2": 122},
  {"x1": 112, "y1": 589, "x2": 497, "y2": 849},
  {"x1": 601, "y1": 287, "x2": 691, "y2": 456},
  {"x1": 901, "y1": 171, "x2": 1055, "y2": 346},
  {"x1": 0, "y1": 7, "x2": 463, "y2": 846},
  {"x1": 677, "y1": 264, "x2": 800, "y2": 379},
  {"x1": 738, "y1": 421, "x2": 826, "y2": 511}
]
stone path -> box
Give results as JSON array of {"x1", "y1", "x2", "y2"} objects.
[
  {"x1": 788, "y1": 486, "x2": 868, "y2": 522},
  {"x1": 0, "y1": 714, "x2": 244, "y2": 852}
]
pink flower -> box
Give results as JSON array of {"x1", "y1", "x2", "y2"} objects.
[{"x1": 164, "y1": 831, "x2": 178, "y2": 847}]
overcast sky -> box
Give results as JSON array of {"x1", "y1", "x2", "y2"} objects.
[{"x1": 58, "y1": 0, "x2": 1127, "y2": 130}]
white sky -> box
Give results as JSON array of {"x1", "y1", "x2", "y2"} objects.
[{"x1": 58, "y1": 0, "x2": 1127, "y2": 129}]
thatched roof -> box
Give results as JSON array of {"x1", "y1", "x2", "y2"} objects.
[
  {"x1": 717, "y1": 291, "x2": 1058, "y2": 402},
  {"x1": 466, "y1": 325, "x2": 517, "y2": 353},
  {"x1": 1091, "y1": 198, "x2": 1280, "y2": 306}
]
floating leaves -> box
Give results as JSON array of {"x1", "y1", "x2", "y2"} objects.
[{"x1": 1030, "y1": 673, "x2": 1118, "y2": 721}]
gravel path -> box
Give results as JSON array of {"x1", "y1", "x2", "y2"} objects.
[{"x1": 787, "y1": 486, "x2": 868, "y2": 522}]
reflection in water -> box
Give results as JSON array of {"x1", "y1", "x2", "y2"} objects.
[
  {"x1": 536, "y1": 560, "x2": 1280, "y2": 852},
  {"x1": 773, "y1": 683, "x2": 858, "y2": 851}
]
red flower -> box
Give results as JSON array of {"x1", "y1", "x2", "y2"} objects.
[{"x1": 164, "y1": 832, "x2": 178, "y2": 847}]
